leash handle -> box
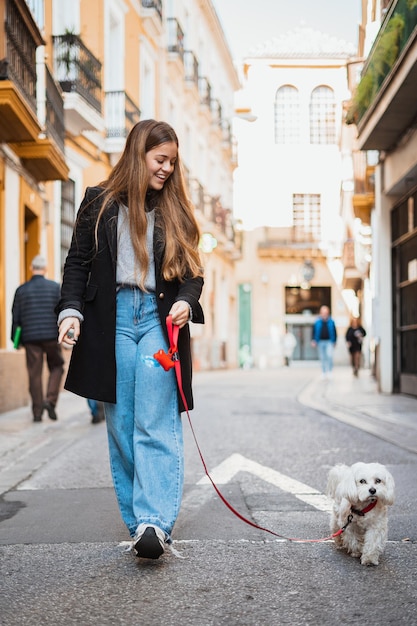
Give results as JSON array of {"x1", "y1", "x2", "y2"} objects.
[{"x1": 163, "y1": 315, "x2": 341, "y2": 544}]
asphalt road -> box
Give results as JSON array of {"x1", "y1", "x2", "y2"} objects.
[{"x1": 1, "y1": 367, "x2": 416, "y2": 625}]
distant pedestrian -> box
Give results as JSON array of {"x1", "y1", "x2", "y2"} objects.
[
  {"x1": 282, "y1": 329, "x2": 297, "y2": 366},
  {"x1": 87, "y1": 398, "x2": 105, "y2": 424},
  {"x1": 11, "y1": 255, "x2": 64, "y2": 422},
  {"x1": 311, "y1": 305, "x2": 337, "y2": 379},
  {"x1": 345, "y1": 317, "x2": 366, "y2": 376}
]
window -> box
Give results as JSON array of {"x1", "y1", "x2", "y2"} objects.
[
  {"x1": 274, "y1": 85, "x2": 300, "y2": 144},
  {"x1": 61, "y1": 179, "x2": 76, "y2": 274},
  {"x1": 309, "y1": 86, "x2": 336, "y2": 144},
  {"x1": 293, "y1": 194, "x2": 321, "y2": 241},
  {"x1": 285, "y1": 286, "x2": 331, "y2": 314}
]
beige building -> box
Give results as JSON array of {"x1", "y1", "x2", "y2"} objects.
[
  {"x1": 233, "y1": 28, "x2": 356, "y2": 368},
  {"x1": 0, "y1": 0, "x2": 239, "y2": 412}
]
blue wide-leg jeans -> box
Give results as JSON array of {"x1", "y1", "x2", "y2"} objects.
[{"x1": 104, "y1": 288, "x2": 183, "y2": 540}]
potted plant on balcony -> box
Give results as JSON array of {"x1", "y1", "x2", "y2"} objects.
[{"x1": 56, "y1": 28, "x2": 79, "y2": 88}]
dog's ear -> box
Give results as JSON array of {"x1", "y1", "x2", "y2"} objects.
[
  {"x1": 335, "y1": 467, "x2": 358, "y2": 503},
  {"x1": 383, "y1": 469, "x2": 395, "y2": 505},
  {"x1": 326, "y1": 464, "x2": 350, "y2": 498}
]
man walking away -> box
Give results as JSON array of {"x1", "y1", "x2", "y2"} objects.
[
  {"x1": 311, "y1": 305, "x2": 337, "y2": 379},
  {"x1": 11, "y1": 255, "x2": 64, "y2": 422}
]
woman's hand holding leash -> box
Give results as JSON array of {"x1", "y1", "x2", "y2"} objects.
[{"x1": 169, "y1": 300, "x2": 191, "y2": 328}]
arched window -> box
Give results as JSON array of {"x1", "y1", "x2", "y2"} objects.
[
  {"x1": 309, "y1": 86, "x2": 336, "y2": 144},
  {"x1": 274, "y1": 85, "x2": 300, "y2": 144}
]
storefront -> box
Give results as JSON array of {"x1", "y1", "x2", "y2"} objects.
[{"x1": 391, "y1": 192, "x2": 417, "y2": 396}]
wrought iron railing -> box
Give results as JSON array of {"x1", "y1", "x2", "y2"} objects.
[
  {"x1": 105, "y1": 90, "x2": 141, "y2": 138},
  {"x1": 210, "y1": 99, "x2": 222, "y2": 125},
  {"x1": 167, "y1": 17, "x2": 184, "y2": 60},
  {"x1": 221, "y1": 120, "x2": 232, "y2": 144},
  {"x1": 198, "y1": 76, "x2": 212, "y2": 107},
  {"x1": 184, "y1": 50, "x2": 199, "y2": 85},
  {"x1": 352, "y1": 151, "x2": 375, "y2": 195},
  {"x1": 1, "y1": 0, "x2": 39, "y2": 113},
  {"x1": 53, "y1": 33, "x2": 102, "y2": 113},
  {"x1": 45, "y1": 66, "x2": 65, "y2": 151},
  {"x1": 142, "y1": 0, "x2": 162, "y2": 20}
]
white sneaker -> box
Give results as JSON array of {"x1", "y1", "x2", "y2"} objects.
[{"x1": 133, "y1": 523, "x2": 165, "y2": 559}]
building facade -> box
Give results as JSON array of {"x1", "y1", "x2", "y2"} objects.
[
  {"x1": 0, "y1": 0, "x2": 240, "y2": 412},
  {"x1": 233, "y1": 28, "x2": 355, "y2": 368},
  {"x1": 346, "y1": 0, "x2": 417, "y2": 395}
]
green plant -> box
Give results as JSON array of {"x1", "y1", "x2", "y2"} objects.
[
  {"x1": 57, "y1": 28, "x2": 79, "y2": 77},
  {"x1": 372, "y1": 14, "x2": 405, "y2": 83},
  {"x1": 346, "y1": 13, "x2": 406, "y2": 124}
]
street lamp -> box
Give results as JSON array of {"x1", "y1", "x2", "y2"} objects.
[{"x1": 299, "y1": 259, "x2": 315, "y2": 289}]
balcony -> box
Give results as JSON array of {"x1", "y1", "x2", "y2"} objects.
[
  {"x1": 349, "y1": 0, "x2": 417, "y2": 151},
  {"x1": 166, "y1": 17, "x2": 184, "y2": 79},
  {"x1": 257, "y1": 227, "x2": 323, "y2": 260},
  {"x1": 141, "y1": 0, "x2": 162, "y2": 19},
  {"x1": 211, "y1": 99, "x2": 222, "y2": 127},
  {"x1": 53, "y1": 33, "x2": 104, "y2": 136},
  {"x1": 167, "y1": 17, "x2": 184, "y2": 61},
  {"x1": 104, "y1": 90, "x2": 141, "y2": 159},
  {"x1": 341, "y1": 239, "x2": 363, "y2": 291},
  {"x1": 198, "y1": 76, "x2": 212, "y2": 108},
  {"x1": 221, "y1": 120, "x2": 237, "y2": 164},
  {"x1": 11, "y1": 65, "x2": 69, "y2": 181},
  {"x1": 352, "y1": 151, "x2": 374, "y2": 224},
  {"x1": 184, "y1": 50, "x2": 199, "y2": 87},
  {"x1": 0, "y1": 0, "x2": 67, "y2": 180},
  {"x1": 140, "y1": 0, "x2": 163, "y2": 37},
  {"x1": 0, "y1": 0, "x2": 43, "y2": 142}
]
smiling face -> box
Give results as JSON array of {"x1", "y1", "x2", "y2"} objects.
[{"x1": 145, "y1": 141, "x2": 178, "y2": 190}]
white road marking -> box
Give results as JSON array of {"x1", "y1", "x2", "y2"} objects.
[{"x1": 197, "y1": 453, "x2": 332, "y2": 512}]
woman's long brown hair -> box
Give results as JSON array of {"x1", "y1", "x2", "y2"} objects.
[{"x1": 95, "y1": 119, "x2": 203, "y2": 288}]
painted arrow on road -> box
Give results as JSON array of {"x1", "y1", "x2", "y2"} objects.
[{"x1": 197, "y1": 453, "x2": 332, "y2": 513}]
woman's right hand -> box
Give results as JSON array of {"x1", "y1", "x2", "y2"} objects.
[{"x1": 58, "y1": 317, "x2": 81, "y2": 346}]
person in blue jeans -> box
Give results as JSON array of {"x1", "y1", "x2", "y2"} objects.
[
  {"x1": 311, "y1": 305, "x2": 337, "y2": 379},
  {"x1": 57, "y1": 120, "x2": 204, "y2": 560}
]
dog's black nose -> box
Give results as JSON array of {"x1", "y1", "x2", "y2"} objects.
[{"x1": 369, "y1": 487, "x2": 376, "y2": 495}]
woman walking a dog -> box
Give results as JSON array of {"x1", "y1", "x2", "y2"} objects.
[{"x1": 57, "y1": 120, "x2": 204, "y2": 559}]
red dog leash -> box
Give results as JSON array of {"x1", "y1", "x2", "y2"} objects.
[{"x1": 154, "y1": 316, "x2": 346, "y2": 544}]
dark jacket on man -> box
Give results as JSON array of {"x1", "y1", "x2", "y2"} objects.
[
  {"x1": 11, "y1": 275, "x2": 61, "y2": 344},
  {"x1": 56, "y1": 186, "x2": 204, "y2": 411}
]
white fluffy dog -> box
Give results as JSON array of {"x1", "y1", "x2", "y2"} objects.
[{"x1": 326, "y1": 462, "x2": 395, "y2": 566}]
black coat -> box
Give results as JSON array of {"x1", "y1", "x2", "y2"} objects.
[
  {"x1": 57, "y1": 187, "x2": 204, "y2": 411},
  {"x1": 345, "y1": 325, "x2": 366, "y2": 354}
]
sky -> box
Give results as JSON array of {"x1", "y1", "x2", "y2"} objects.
[{"x1": 211, "y1": 0, "x2": 362, "y2": 61}]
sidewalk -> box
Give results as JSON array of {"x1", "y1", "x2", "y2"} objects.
[
  {"x1": 298, "y1": 365, "x2": 417, "y2": 454},
  {"x1": 0, "y1": 391, "x2": 92, "y2": 495}
]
